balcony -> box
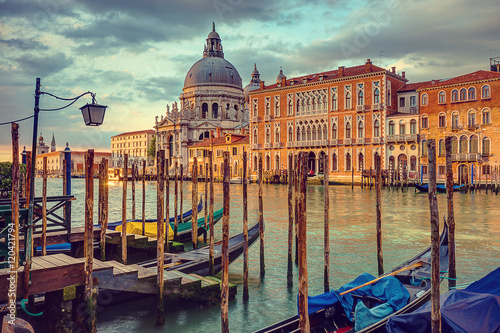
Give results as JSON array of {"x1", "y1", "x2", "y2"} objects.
[
  {"x1": 467, "y1": 124, "x2": 479, "y2": 131},
  {"x1": 344, "y1": 138, "x2": 352, "y2": 145},
  {"x1": 372, "y1": 103, "x2": 380, "y2": 110},
  {"x1": 451, "y1": 125, "x2": 461, "y2": 131},
  {"x1": 451, "y1": 153, "x2": 481, "y2": 162},
  {"x1": 356, "y1": 138, "x2": 365, "y2": 145},
  {"x1": 264, "y1": 143, "x2": 271, "y2": 149},
  {"x1": 251, "y1": 117, "x2": 258, "y2": 123},
  {"x1": 385, "y1": 134, "x2": 419, "y2": 143},
  {"x1": 251, "y1": 144, "x2": 258, "y2": 150},
  {"x1": 330, "y1": 139, "x2": 338, "y2": 146},
  {"x1": 273, "y1": 142, "x2": 281, "y2": 148},
  {"x1": 286, "y1": 142, "x2": 293, "y2": 148},
  {"x1": 372, "y1": 137, "x2": 381, "y2": 144},
  {"x1": 356, "y1": 105, "x2": 365, "y2": 112},
  {"x1": 264, "y1": 115, "x2": 271, "y2": 121}
]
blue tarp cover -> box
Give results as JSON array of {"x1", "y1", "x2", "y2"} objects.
[
  {"x1": 386, "y1": 267, "x2": 500, "y2": 333},
  {"x1": 354, "y1": 301, "x2": 394, "y2": 331},
  {"x1": 302, "y1": 273, "x2": 410, "y2": 322}
]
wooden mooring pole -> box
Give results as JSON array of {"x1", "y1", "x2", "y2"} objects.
[
  {"x1": 142, "y1": 159, "x2": 146, "y2": 236},
  {"x1": 121, "y1": 154, "x2": 128, "y2": 264},
  {"x1": 180, "y1": 164, "x2": 184, "y2": 226},
  {"x1": 375, "y1": 154, "x2": 384, "y2": 275},
  {"x1": 23, "y1": 150, "x2": 32, "y2": 301},
  {"x1": 287, "y1": 154, "x2": 294, "y2": 287},
  {"x1": 174, "y1": 161, "x2": 178, "y2": 239},
  {"x1": 294, "y1": 154, "x2": 299, "y2": 266},
  {"x1": 243, "y1": 151, "x2": 249, "y2": 300},
  {"x1": 132, "y1": 163, "x2": 136, "y2": 220},
  {"x1": 99, "y1": 158, "x2": 108, "y2": 261},
  {"x1": 84, "y1": 149, "x2": 96, "y2": 332},
  {"x1": 297, "y1": 152, "x2": 310, "y2": 332},
  {"x1": 192, "y1": 157, "x2": 198, "y2": 249},
  {"x1": 427, "y1": 139, "x2": 441, "y2": 332},
  {"x1": 258, "y1": 154, "x2": 265, "y2": 277},
  {"x1": 221, "y1": 152, "x2": 230, "y2": 333},
  {"x1": 156, "y1": 150, "x2": 165, "y2": 325},
  {"x1": 204, "y1": 161, "x2": 208, "y2": 243},
  {"x1": 165, "y1": 158, "x2": 170, "y2": 253},
  {"x1": 10, "y1": 123, "x2": 20, "y2": 315},
  {"x1": 209, "y1": 151, "x2": 215, "y2": 276},
  {"x1": 42, "y1": 156, "x2": 47, "y2": 256},
  {"x1": 323, "y1": 154, "x2": 330, "y2": 292},
  {"x1": 445, "y1": 137, "x2": 456, "y2": 290}
]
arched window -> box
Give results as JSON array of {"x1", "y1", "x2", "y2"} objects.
[
  {"x1": 374, "y1": 120, "x2": 380, "y2": 137},
  {"x1": 296, "y1": 127, "x2": 300, "y2": 141},
  {"x1": 460, "y1": 88, "x2": 467, "y2": 101},
  {"x1": 345, "y1": 122, "x2": 351, "y2": 139},
  {"x1": 275, "y1": 128, "x2": 280, "y2": 143},
  {"x1": 288, "y1": 100, "x2": 293, "y2": 115},
  {"x1": 253, "y1": 155, "x2": 258, "y2": 171},
  {"x1": 332, "y1": 123, "x2": 338, "y2": 139},
  {"x1": 332, "y1": 92, "x2": 338, "y2": 110},
  {"x1": 481, "y1": 85, "x2": 490, "y2": 99},
  {"x1": 421, "y1": 115, "x2": 429, "y2": 129},
  {"x1": 332, "y1": 153, "x2": 338, "y2": 171},
  {"x1": 374, "y1": 88, "x2": 380, "y2": 104},
  {"x1": 459, "y1": 135, "x2": 467, "y2": 153},
  {"x1": 307, "y1": 98, "x2": 311, "y2": 112},
  {"x1": 388, "y1": 120, "x2": 395, "y2": 135},
  {"x1": 253, "y1": 129, "x2": 258, "y2": 145},
  {"x1": 421, "y1": 93, "x2": 428, "y2": 105},
  {"x1": 482, "y1": 108, "x2": 491, "y2": 124},
  {"x1": 399, "y1": 120, "x2": 406, "y2": 134},
  {"x1": 358, "y1": 121, "x2": 364, "y2": 138},
  {"x1": 468, "y1": 111, "x2": 476, "y2": 127},
  {"x1": 266, "y1": 155, "x2": 270, "y2": 171},
  {"x1": 212, "y1": 103, "x2": 219, "y2": 118},
  {"x1": 307, "y1": 126, "x2": 311, "y2": 141},
  {"x1": 202, "y1": 103, "x2": 208, "y2": 118},
  {"x1": 438, "y1": 113, "x2": 446, "y2": 128},
  {"x1": 482, "y1": 137, "x2": 490, "y2": 155},
  {"x1": 410, "y1": 156, "x2": 417, "y2": 171},
  {"x1": 451, "y1": 137, "x2": 458, "y2": 154},
  {"x1": 451, "y1": 89, "x2": 459, "y2": 102},
  {"x1": 438, "y1": 139, "x2": 445, "y2": 156},
  {"x1": 468, "y1": 87, "x2": 476, "y2": 100},
  {"x1": 345, "y1": 92, "x2": 352, "y2": 109},
  {"x1": 358, "y1": 153, "x2": 364, "y2": 171},
  {"x1": 422, "y1": 140, "x2": 428, "y2": 156},
  {"x1": 470, "y1": 135, "x2": 478, "y2": 154},
  {"x1": 312, "y1": 125, "x2": 317, "y2": 140},
  {"x1": 346, "y1": 153, "x2": 351, "y2": 171},
  {"x1": 358, "y1": 90, "x2": 364, "y2": 106},
  {"x1": 410, "y1": 119, "x2": 417, "y2": 134},
  {"x1": 312, "y1": 97, "x2": 316, "y2": 111},
  {"x1": 452, "y1": 112, "x2": 459, "y2": 129},
  {"x1": 288, "y1": 127, "x2": 293, "y2": 142},
  {"x1": 323, "y1": 96, "x2": 327, "y2": 110},
  {"x1": 438, "y1": 91, "x2": 446, "y2": 104},
  {"x1": 323, "y1": 126, "x2": 328, "y2": 141},
  {"x1": 275, "y1": 155, "x2": 280, "y2": 171},
  {"x1": 301, "y1": 127, "x2": 306, "y2": 141}
]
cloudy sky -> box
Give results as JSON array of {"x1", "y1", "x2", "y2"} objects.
[{"x1": 1, "y1": 0, "x2": 499, "y2": 161}]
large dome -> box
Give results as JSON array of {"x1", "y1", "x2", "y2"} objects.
[{"x1": 184, "y1": 57, "x2": 243, "y2": 89}]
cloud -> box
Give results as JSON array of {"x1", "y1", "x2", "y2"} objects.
[
  {"x1": 0, "y1": 38, "x2": 48, "y2": 51},
  {"x1": 12, "y1": 52, "x2": 74, "y2": 78}
]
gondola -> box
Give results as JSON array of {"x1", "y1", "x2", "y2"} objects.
[
  {"x1": 139, "y1": 219, "x2": 262, "y2": 276},
  {"x1": 415, "y1": 184, "x2": 462, "y2": 193},
  {"x1": 254, "y1": 222, "x2": 449, "y2": 333},
  {"x1": 114, "y1": 207, "x2": 223, "y2": 243},
  {"x1": 107, "y1": 198, "x2": 203, "y2": 229}
]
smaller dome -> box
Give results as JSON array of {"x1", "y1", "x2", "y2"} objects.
[
  {"x1": 208, "y1": 30, "x2": 220, "y2": 39},
  {"x1": 276, "y1": 68, "x2": 286, "y2": 83},
  {"x1": 251, "y1": 63, "x2": 260, "y2": 76}
]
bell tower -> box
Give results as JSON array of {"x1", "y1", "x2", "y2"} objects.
[{"x1": 203, "y1": 22, "x2": 224, "y2": 58}]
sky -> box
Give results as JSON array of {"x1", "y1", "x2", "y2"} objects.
[{"x1": 1, "y1": 0, "x2": 499, "y2": 161}]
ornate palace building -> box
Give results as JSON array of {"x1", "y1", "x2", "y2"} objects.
[
  {"x1": 248, "y1": 60, "x2": 407, "y2": 182},
  {"x1": 155, "y1": 24, "x2": 248, "y2": 170},
  {"x1": 417, "y1": 70, "x2": 500, "y2": 183}
]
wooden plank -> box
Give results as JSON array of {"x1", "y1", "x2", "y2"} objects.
[
  {"x1": 32, "y1": 257, "x2": 57, "y2": 270},
  {"x1": 92, "y1": 259, "x2": 114, "y2": 272},
  {"x1": 51, "y1": 253, "x2": 85, "y2": 266},
  {"x1": 106, "y1": 261, "x2": 138, "y2": 277}
]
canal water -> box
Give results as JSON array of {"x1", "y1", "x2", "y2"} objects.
[{"x1": 35, "y1": 178, "x2": 500, "y2": 332}]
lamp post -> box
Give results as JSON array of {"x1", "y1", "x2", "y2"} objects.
[{"x1": 25, "y1": 77, "x2": 106, "y2": 296}]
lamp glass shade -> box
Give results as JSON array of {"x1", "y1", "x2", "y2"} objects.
[{"x1": 80, "y1": 103, "x2": 107, "y2": 126}]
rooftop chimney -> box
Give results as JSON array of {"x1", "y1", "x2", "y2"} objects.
[
  {"x1": 338, "y1": 66, "x2": 345, "y2": 77},
  {"x1": 281, "y1": 77, "x2": 286, "y2": 86},
  {"x1": 365, "y1": 59, "x2": 372, "y2": 73},
  {"x1": 260, "y1": 81, "x2": 265, "y2": 90},
  {"x1": 391, "y1": 67, "x2": 396, "y2": 73},
  {"x1": 402, "y1": 71, "x2": 406, "y2": 78},
  {"x1": 216, "y1": 127, "x2": 221, "y2": 138}
]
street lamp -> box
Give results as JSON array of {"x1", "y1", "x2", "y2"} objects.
[{"x1": 24, "y1": 77, "x2": 107, "y2": 292}]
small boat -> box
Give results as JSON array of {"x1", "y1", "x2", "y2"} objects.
[
  {"x1": 387, "y1": 266, "x2": 500, "y2": 332},
  {"x1": 115, "y1": 207, "x2": 223, "y2": 242},
  {"x1": 107, "y1": 198, "x2": 203, "y2": 230},
  {"x1": 415, "y1": 184, "x2": 462, "y2": 193},
  {"x1": 140, "y1": 219, "x2": 262, "y2": 276},
  {"x1": 254, "y1": 223, "x2": 449, "y2": 333}
]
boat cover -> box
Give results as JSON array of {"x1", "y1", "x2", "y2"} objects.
[
  {"x1": 302, "y1": 273, "x2": 410, "y2": 322},
  {"x1": 116, "y1": 221, "x2": 174, "y2": 239},
  {"x1": 386, "y1": 267, "x2": 500, "y2": 333}
]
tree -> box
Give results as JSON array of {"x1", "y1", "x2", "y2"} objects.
[
  {"x1": 0, "y1": 162, "x2": 26, "y2": 198},
  {"x1": 147, "y1": 135, "x2": 156, "y2": 157}
]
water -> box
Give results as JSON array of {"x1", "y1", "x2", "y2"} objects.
[{"x1": 36, "y1": 178, "x2": 500, "y2": 332}]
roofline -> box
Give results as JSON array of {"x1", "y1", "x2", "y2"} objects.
[
  {"x1": 111, "y1": 129, "x2": 155, "y2": 138},
  {"x1": 417, "y1": 77, "x2": 500, "y2": 92}
]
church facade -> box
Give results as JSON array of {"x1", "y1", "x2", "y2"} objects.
[{"x1": 155, "y1": 24, "x2": 248, "y2": 170}]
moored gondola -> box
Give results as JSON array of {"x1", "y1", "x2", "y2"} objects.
[{"x1": 254, "y1": 222, "x2": 449, "y2": 333}]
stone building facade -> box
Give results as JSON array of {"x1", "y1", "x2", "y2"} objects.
[
  {"x1": 248, "y1": 60, "x2": 407, "y2": 182},
  {"x1": 417, "y1": 70, "x2": 500, "y2": 183},
  {"x1": 110, "y1": 129, "x2": 155, "y2": 168}
]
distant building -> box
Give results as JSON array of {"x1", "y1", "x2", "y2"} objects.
[
  {"x1": 187, "y1": 130, "x2": 249, "y2": 180},
  {"x1": 417, "y1": 70, "x2": 500, "y2": 183},
  {"x1": 155, "y1": 24, "x2": 248, "y2": 172},
  {"x1": 36, "y1": 133, "x2": 50, "y2": 155},
  {"x1": 110, "y1": 129, "x2": 155, "y2": 168}
]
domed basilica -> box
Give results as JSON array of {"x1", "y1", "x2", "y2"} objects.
[{"x1": 156, "y1": 24, "x2": 253, "y2": 169}]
